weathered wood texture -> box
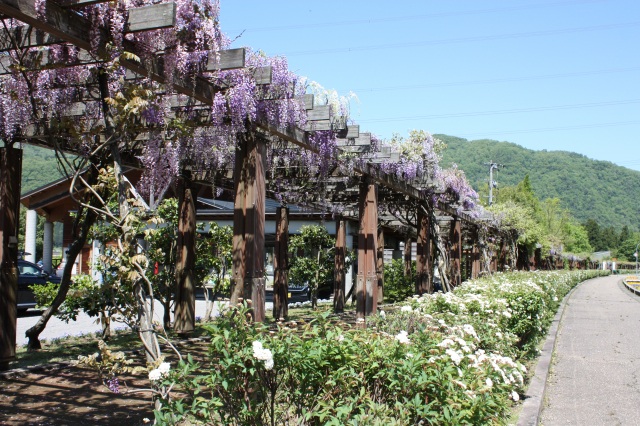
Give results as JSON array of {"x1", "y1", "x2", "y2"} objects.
[
  {"x1": 333, "y1": 220, "x2": 346, "y2": 313},
  {"x1": 273, "y1": 206, "x2": 288, "y2": 320},
  {"x1": 376, "y1": 228, "x2": 384, "y2": 304},
  {"x1": 404, "y1": 235, "x2": 412, "y2": 277},
  {"x1": 356, "y1": 178, "x2": 378, "y2": 320},
  {"x1": 230, "y1": 132, "x2": 266, "y2": 322},
  {"x1": 0, "y1": 147, "x2": 21, "y2": 369},
  {"x1": 416, "y1": 207, "x2": 432, "y2": 294},
  {"x1": 449, "y1": 218, "x2": 462, "y2": 287},
  {"x1": 174, "y1": 173, "x2": 196, "y2": 334}
]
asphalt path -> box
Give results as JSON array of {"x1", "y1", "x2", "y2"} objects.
[
  {"x1": 15, "y1": 299, "x2": 265, "y2": 346},
  {"x1": 539, "y1": 275, "x2": 640, "y2": 425}
]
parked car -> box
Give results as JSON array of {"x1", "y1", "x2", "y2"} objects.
[{"x1": 17, "y1": 260, "x2": 61, "y2": 313}]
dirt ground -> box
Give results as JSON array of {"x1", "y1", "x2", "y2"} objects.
[{"x1": 0, "y1": 364, "x2": 154, "y2": 425}]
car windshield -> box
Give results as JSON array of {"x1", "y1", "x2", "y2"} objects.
[{"x1": 19, "y1": 263, "x2": 41, "y2": 276}]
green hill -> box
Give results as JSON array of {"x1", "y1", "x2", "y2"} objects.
[
  {"x1": 17, "y1": 137, "x2": 640, "y2": 231},
  {"x1": 21, "y1": 144, "x2": 65, "y2": 194},
  {"x1": 437, "y1": 135, "x2": 640, "y2": 230}
]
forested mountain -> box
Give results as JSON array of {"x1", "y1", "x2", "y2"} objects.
[
  {"x1": 438, "y1": 135, "x2": 640, "y2": 230},
  {"x1": 17, "y1": 138, "x2": 640, "y2": 232},
  {"x1": 20, "y1": 144, "x2": 64, "y2": 194}
]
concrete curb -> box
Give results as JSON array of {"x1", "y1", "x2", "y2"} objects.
[
  {"x1": 516, "y1": 279, "x2": 587, "y2": 426},
  {"x1": 621, "y1": 278, "x2": 640, "y2": 297}
]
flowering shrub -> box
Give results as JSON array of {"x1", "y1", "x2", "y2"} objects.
[{"x1": 154, "y1": 270, "x2": 607, "y2": 424}]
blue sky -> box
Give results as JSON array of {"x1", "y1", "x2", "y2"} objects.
[{"x1": 220, "y1": 0, "x2": 640, "y2": 171}]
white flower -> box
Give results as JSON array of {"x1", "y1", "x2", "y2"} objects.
[
  {"x1": 486, "y1": 378, "x2": 493, "y2": 388},
  {"x1": 446, "y1": 348, "x2": 463, "y2": 365},
  {"x1": 264, "y1": 358, "x2": 274, "y2": 371},
  {"x1": 252, "y1": 340, "x2": 274, "y2": 369},
  {"x1": 149, "y1": 369, "x2": 162, "y2": 381},
  {"x1": 149, "y1": 362, "x2": 171, "y2": 381},
  {"x1": 406, "y1": 353, "x2": 414, "y2": 358},
  {"x1": 511, "y1": 390, "x2": 520, "y2": 401},
  {"x1": 158, "y1": 362, "x2": 171, "y2": 375},
  {"x1": 143, "y1": 418, "x2": 151, "y2": 424},
  {"x1": 337, "y1": 334, "x2": 345, "y2": 342},
  {"x1": 395, "y1": 330, "x2": 411, "y2": 344},
  {"x1": 401, "y1": 306, "x2": 413, "y2": 312},
  {"x1": 437, "y1": 338, "x2": 455, "y2": 348},
  {"x1": 379, "y1": 310, "x2": 386, "y2": 318}
]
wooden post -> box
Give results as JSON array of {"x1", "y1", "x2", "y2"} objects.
[
  {"x1": 0, "y1": 146, "x2": 21, "y2": 369},
  {"x1": 376, "y1": 228, "x2": 384, "y2": 304},
  {"x1": 403, "y1": 236, "x2": 412, "y2": 277},
  {"x1": 273, "y1": 207, "x2": 288, "y2": 321},
  {"x1": 356, "y1": 177, "x2": 378, "y2": 320},
  {"x1": 471, "y1": 228, "x2": 481, "y2": 279},
  {"x1": 230, "y1": 132, "x2": 266, "y2": 322},
  {"x1": 231, "y1": 138, "x2": 247, "y2": 306},
  {"x1": 449, "y1": 217, "x2": 462, "y2": 287},
  {"x1": 174, "y1": 172, "x2": 196, "y2": 334},
  {"x1": 416, "y1": 206, "x2": 432, "y2": 295},
  {"x1": 334, "y1": 220, "x2": 346, "y2": 313}
]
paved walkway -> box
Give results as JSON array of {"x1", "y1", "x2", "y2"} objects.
[{"x1": 538, "y1": 275, "x2": 640, "y2": 425}]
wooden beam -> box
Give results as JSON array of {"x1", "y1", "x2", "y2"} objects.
[
  {"x1": 126, "y1": 2, "x2": 176, "y2": 33},
  {"x1": 205, "y1": 47, "x2": 245, "y2": 71},
  {"x1": 356, "y1": 176, "x2": 378, "y2": 320},
  {"x1": 174, "y1": 172, "x2": 196, "y2": 334},
  {"x1": 306, "y1": 104, "x2": 330, "y2": 121},
  {"x1": 0, "y1": 2, "x2": 176, "y2": 51},
  {"x1": 0, "y1": 146, "x2": 22, "y2": 369},
  {"x1": 57, "y1": 0, "x2": 112, "y2": 8},
  {"x1": 416, "y1": 207, "x2": 432, "y2": 295},
  {"x1": 333, "y1": 219, "x2": 346, "y2": 313},
  {"x1": 273, "y1": 206, "x2": 288, "y2": 321},
  {"x1": 0, "y1": 48, "x2": 96, "y2": 75}
]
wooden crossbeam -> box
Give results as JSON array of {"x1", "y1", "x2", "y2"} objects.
[
  {"x1": 126, "y1": 2, "x2": 176, "y2": 33},
  {"x1": 0, "y1": 0, "x2": 223, "y2": 104},
  {"x1": 0, "y1": 2, "x2": 176, "y2": 51},
  {"x1": 57, "y1": 0, "x2": 111, "y2": 8},
  {"x1": 0, "y1": 48, "x2": 97, "y2": 74},
  {"x1": 336, "y1": 132, "x2": 371, "y2": 147},
  {"x1": 205, "y1": 48, "x2": 245, "y2": 71},
  {"x1": 306, "y1": 104, "x2": 329, "y2": 121}
]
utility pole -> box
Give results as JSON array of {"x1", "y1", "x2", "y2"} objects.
[{"x1": 484, "y1": 161, "x2": 504, "y2": 205}]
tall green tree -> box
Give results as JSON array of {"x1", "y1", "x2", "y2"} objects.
[{"x1": 289, "y1": 225, "x2": 335, "y2": 309}]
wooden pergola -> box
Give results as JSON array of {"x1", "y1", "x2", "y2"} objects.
[{"x1": 0, "y1": 0, "x2": 505, "y2": 367}]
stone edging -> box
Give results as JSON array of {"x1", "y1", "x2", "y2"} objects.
[
  {"x1": 516, "y1": 278, "x2": 587, "y2": 426},
  {"x1": 622, "y1": 278, "x2": 640, "y2": 297}
]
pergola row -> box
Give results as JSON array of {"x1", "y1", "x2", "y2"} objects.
[{"x1": 0, "y1": 0, "x2": 507, "y2": 365}]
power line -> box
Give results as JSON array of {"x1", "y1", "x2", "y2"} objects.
[
  {"x1": 458, "y1": 120, "x2": 640, "y2": 137},
  {"x1": 340, "y1": 66, "x2": 640, "y2": 93},
  {"x1": 225, "y1": 0, "x2": 606, "y2": 33},
  {"x1": 356, "y1": 99, "x2": 640, "y2": 123},
  {"x1": 284, "y1": 21, "x2": 640, "y2": 56}
]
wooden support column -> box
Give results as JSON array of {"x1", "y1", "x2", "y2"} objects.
[
  {"x1": 403, "y1": 236, "x2": 412, "y2": 277},
  {"x1": 356, "y1": 177, "x2": 378, "y2": 320},
  {"x1": 273, "y1": 207, "x2": 288, "y2": 321},
  {"x1": 416, "y1": 207, "x2": 432, "y2": 295},
  {"x1": 0, "y1": 147, "x2": 22, "y2": 369},
  {"x1": 376, "y1": 228, "x2": 384, "y2": 304},
  {"x1": 230, "y1": 132, "x2": 266, "y2": 322},
  {"x1": 449, "y1": 217, "x2": 462, "y2": 288},
  {"x1": 174, "y1": 172, "x2": 196, "y2": 334},
  {"x1": 471, "y1": 228, "x2": 481, "y2": 279},
  {"x1": 333, "y1": 220, "x2": 346, "y2": 313}
]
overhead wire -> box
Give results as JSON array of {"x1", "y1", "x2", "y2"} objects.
[{"x1": 356, "y1": 99, "x2": 640, "y2": 123}]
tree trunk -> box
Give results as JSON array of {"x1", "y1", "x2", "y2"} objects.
[{"x1": 26, "y1": 207, "x2": 97, "y2": 350}]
